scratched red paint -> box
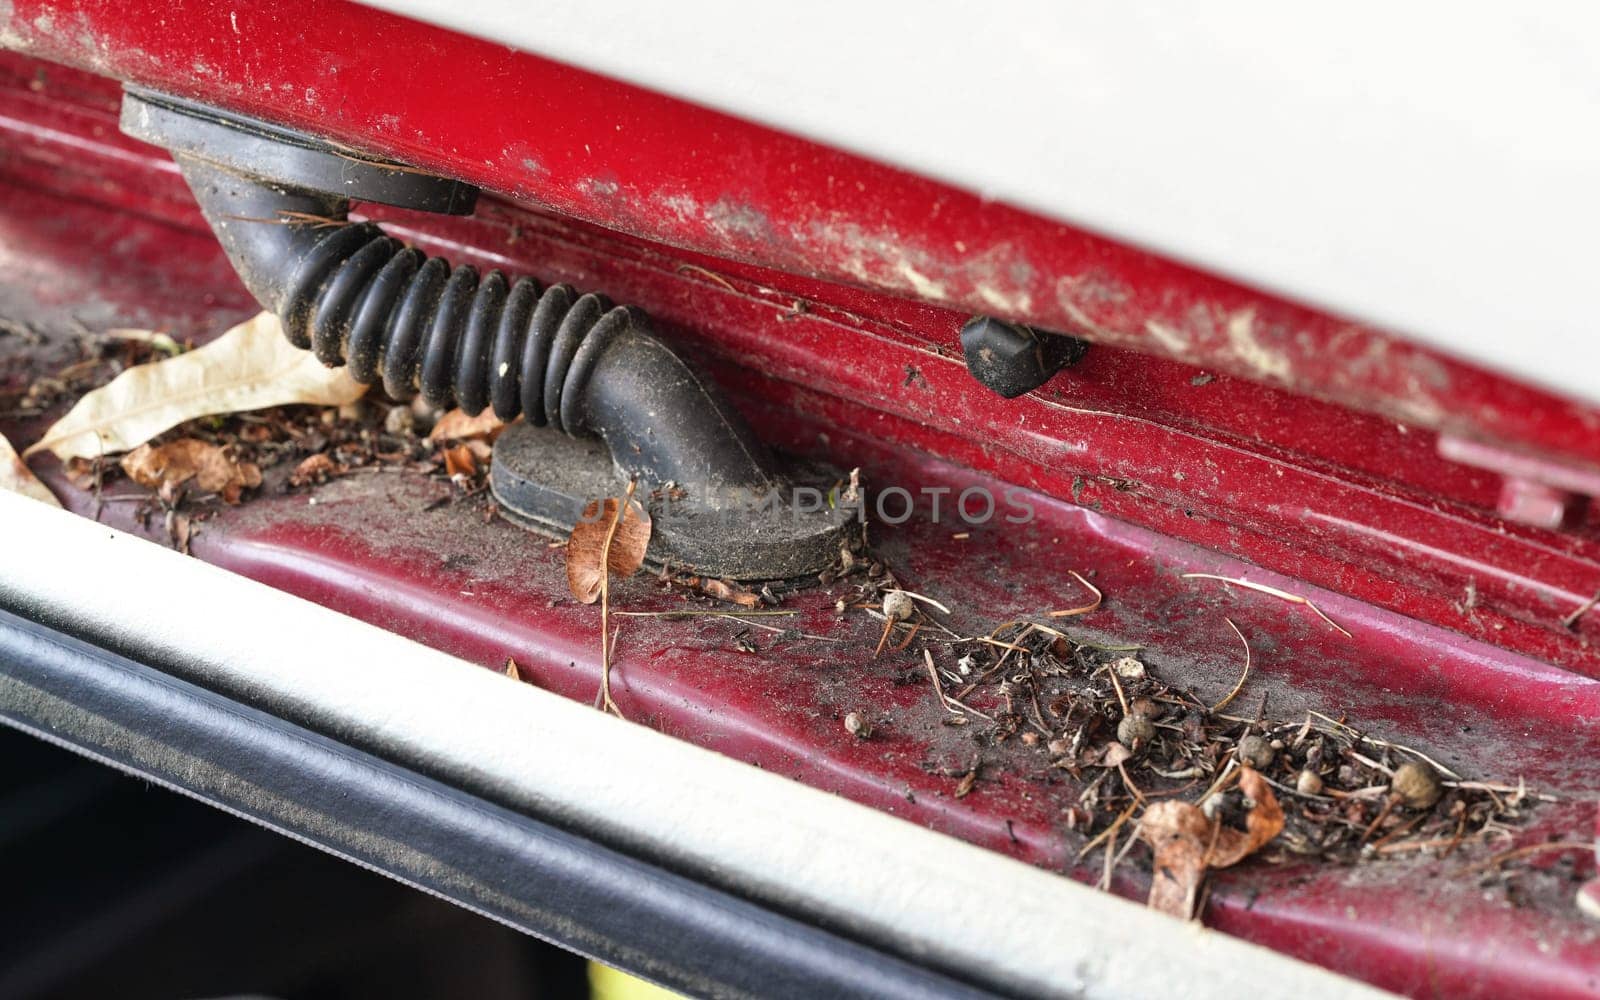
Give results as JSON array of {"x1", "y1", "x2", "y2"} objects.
[
  {"x1": 1, "y1": 36, "x2": 1598, "y2": 1000},
  {"x1": 1, "y1": 0, "x2": 1598, "y2": 467}
]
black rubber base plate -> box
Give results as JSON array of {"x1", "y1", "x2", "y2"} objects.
[{"x1": 490, "y1": 422, "x2": 857, "y2": 582}]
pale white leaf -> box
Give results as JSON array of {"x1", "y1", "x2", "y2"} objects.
[
  {"x1": 27, "y1": 312, "x2": 366, "y2": 461},
  {"x1": 0, "y1": 430, "x2": 62, "y2": 507}
]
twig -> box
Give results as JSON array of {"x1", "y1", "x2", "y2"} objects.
[
  {"x1": 923, "y1": 649, "x2": 993, "y2": 720},
  {"x1": 1346, "y1": 749, "x2": 1393, "y2": 776},
  {"x1": 1374, "y1": 836, "x2": 1476, "y2": 856},
  {"x1": 674, "y1": 263, "x2": 740, "y2": 294},
  {"x1": 1562, "y1": 589, "x2": 1600, "y2": 629},
  {"x1": 1463, "y1": 840, "x2": 1595, "y2": 875},
  {"x1": 1101, "y1": 664, "x2": 1131, "y2": 716},
  {"x1": 893, "y1": 621, "x2": 923, "y2": 651},
  {"x1": 1047, "y1": 570, "x2": 1102, "y2": 618},
  {"x1": 1076, "y1": 801, "x2": 1140, "y2": 862},
  {"x1": 1445, "y1": 780, "x2": 1559, "y2": 804},
  {"x1": 1209, "y1": 617, "x2": 1252, "y2": 712},
  {"x1": 614, "y1": 609, "x2": 796, "y2": 619},
  {"x1": 1358, "y1": 795, "x2": 1397, "y2": 844},
  {"x1": 1305, "y1": 710, "x2": 1464, "y2": 780},
  {"x1": 614, "y1": 609, "x2": 836, "y2": 642},
  {"x1": 1117, "y1": 761, "x2": 1147, "y2": 805},
  {"x1": 596, "y1": 480, "x2": 637, "y2": 719},
  {"x1": 333, "y1": 149, "x2": 441, "y2": 176},
  {"x1": 1196, "y1": 759, "x2": 1240, "y2": 807},
  {"x1": 1182, "y1": 573, "x2": 1352, "y2": 638},
  {"x1": 873, "y1": 617, "x2": 897, "y2": 658},
  {"x1": 1102, "y1": 816, "x2": 1145, "y2": 890}
]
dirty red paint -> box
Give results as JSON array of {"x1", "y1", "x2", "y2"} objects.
[
  {"x1": 2, "y1": 0, "x2": 1599, "y2": 473},
  {"x1": 1, "y1": 39, "x2": 1599, "y2": 1000}
]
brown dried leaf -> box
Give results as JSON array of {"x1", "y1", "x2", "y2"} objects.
[
  {"x1": 121, "y1": 439, "x2": 262, "y2": 504},
  {"x1": 63, "y1": 457, "x2": 99, "y2": 490},
  {"x1": 0, "y1": 431, "x2": 61, "y2": 507},
  {"x1": 1080, "y1": 741, "x2": 1134, "y2": 769},
  {"x1": 954, "y1": 770, "x2": 978, "y2": 798},
  {"x1": 290, "y1": 453, "x2": 342, "y2": 486},
  {"x1": 29, "y1": 312, "x2": 365, "y2": 461},
  {"x1": 566, "y1": 496, "x2": 653, "y2": 604},
  {"x1": 700, "y1": 577, "x2": 761, "y2": 608},
  {"x1": 442, "y1": 444, "x2": 477, "y2": 478},
  {"x1": 429, "y1": 408, "x2": 506, "y2": 443},
  {"x1": 1139, "y1": 766, "x2": 1284, "y2": 919}
]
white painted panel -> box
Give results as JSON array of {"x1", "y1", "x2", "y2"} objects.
[{"x1": 364, "y1": 1, "x2": 1600, "y2": 406}]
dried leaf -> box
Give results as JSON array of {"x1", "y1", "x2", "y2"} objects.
[
  {"x1": 0, "y1": 431, "x2": 61, "y2": 507},
  {"x1": 1139, "y1": 766, "x2": 1284, "y2": 919},
  {"x1": 700, "y1": 577, "x2": 761, "y2": 608},
  {"x1": 442, "y1": 444, "x2": 478, "y2": 478},
  {"x1": 62, "y1": 457, "x2": 99, "y2": 490},
  {"x1": 289, "y1": 453, "x2": 342, "y2": 486},
  {"x1": 121, "y1": 439, "x2": 262, "y2": 504},
  {"x1": 1081, "y1": 741, "x2": 1134, "y2": 769},
  {"x1": 429, "y1": 407, "x2": 506, "y2": 442},
  {"x1": 566, "y1": 496, "x2": 652, "y2": 604},
  {"x1": 28, "y1": 312, "x2": 366, "y2": 461}
]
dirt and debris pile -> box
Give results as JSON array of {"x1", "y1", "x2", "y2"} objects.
[{"x1": 848, "y1": 573, "x2": 1556, "y2": 918}]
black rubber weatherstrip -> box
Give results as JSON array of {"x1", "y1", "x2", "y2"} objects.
[{"x1": 0, "y1": 608, "x2": 999, "y2": 1000}]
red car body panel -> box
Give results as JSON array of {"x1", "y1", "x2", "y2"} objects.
[{"x1": 0, "y1": 6, "x2": 1596, "y2": 996}]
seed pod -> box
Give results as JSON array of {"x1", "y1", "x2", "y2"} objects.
[
  {"x1": 1295, "y1": 768, "x2": 1324, "y2": 796},
  {"x1": 1128, "y1": 696, "x2": 1160, "y2": 720},
  {"x1": 1237, "y1": 734, "x2": 1275, "y2": 769},
  {"x1": 882, "y1": 590, "x2": 915, "y2": 623},
  {"x1": 1117, "y1": 714, "x2": 1156, "y2": 748},
  {"x1": 1390, "y1": 760, "x2": 1443, "y2": 810}
]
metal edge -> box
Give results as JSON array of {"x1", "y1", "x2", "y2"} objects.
[
  {"x1": 0, "y1": 490, "x2": 1393, "y2": 999},
  {"x1": 0, "y1": 608, "x2": 990, "y2": 999}
]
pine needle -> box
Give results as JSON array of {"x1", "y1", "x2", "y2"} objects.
[
  {"x1": 1047, "y1": 570, "x2": 1102, "y2": 618},
  {"x1": 1182, "y1": 573, "x2": 1352, "y2": 638},
  {"x1": 1209, "y1": 617, "x2": 1252, "y2": 712}
]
